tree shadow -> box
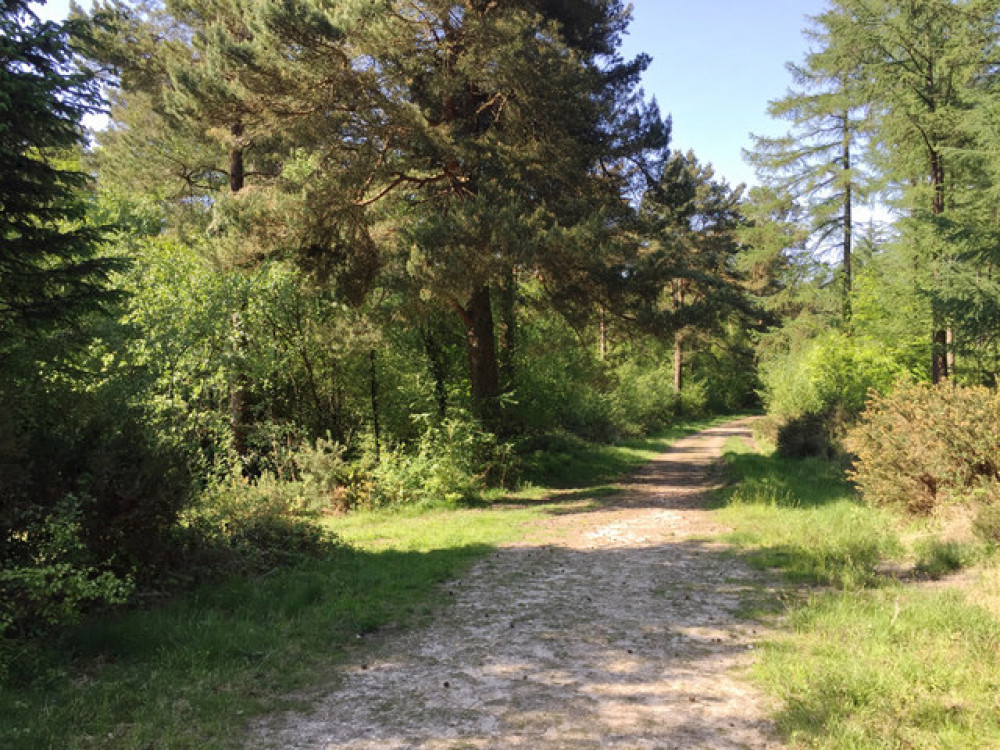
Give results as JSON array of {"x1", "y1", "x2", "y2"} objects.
[{"x1": 250, "y1": 538, "x2": 783, "y2": 748}]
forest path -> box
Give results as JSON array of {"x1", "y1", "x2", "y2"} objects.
[{"x1": 250, "y1": 418, "x2": 782, "y2": 749}]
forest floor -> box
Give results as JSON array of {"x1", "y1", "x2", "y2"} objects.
[{"x1": 249, "y1": 419, "x2": 784, "y2": 749}]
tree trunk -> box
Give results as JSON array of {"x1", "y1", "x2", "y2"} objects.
[
  {"x1": 228, "y1": 121, "x2": 250, "y2": 456},
  {"x1": 458, "y1": 285, "x2": 501, "y2": 426},
  {"x1": 673, "y1": 283, "x2": 685, "y2": 391},
  {"x1": 499, "y1": 268, "x2": 517, "y2": 391},
  {"x1": 422, "y1": 327, "x2": 448, "y2": 420},
  {"x1": 842, "y1": 118, "x2": 853, "y2": 323},
  {"x1": 929, "y1": 145, "x2": 948, "y2": 383},
  {"x1": 229, "y1": 122, "x2": 245, "y2": 193},
  {"x1": 599, "y1": 308, "x2": 607, "y2": 361},
  {"x1": 673, "y1": 331, "x2": 684, "y2": 392},
  {"x1": 369, "y1": 349, "x2": 380, "y2": 461},
  {"x1": 946, "y1": 327, "x2": 956, "y2": 379}
]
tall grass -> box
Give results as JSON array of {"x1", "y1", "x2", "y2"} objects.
[
  {"x1": 718, "y1": 439, "x2": 1000, "y2": 748},
  {"x1": 714, "y1": 439, "x2": 900, "y2": 589}
]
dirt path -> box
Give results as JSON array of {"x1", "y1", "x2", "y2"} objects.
[{"x1": 250, "y1": 419, "x2": 782, "y2": 749}]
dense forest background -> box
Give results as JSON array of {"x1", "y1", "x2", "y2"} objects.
[{"x1": 4, "y1": 0, "x2": 1000, "y2": 641}]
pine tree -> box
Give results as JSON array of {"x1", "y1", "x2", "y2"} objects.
[
  {"x1": 0, "y1": 1, "x2": 116, "y2": 355},
  {"x1": 821, "y1": 0, "x2": 999, "y2": 381},
  {"x1": 745, "y1": 13, "x2": 872, "y2": 323},
  {"x1": 228, "y1": 0, "x2": 668, "y2": 425},
  {"x1": 636, "y1": 152, "x2": 749, "y2": 391}
]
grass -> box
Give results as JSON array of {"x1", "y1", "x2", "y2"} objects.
[
  {"x1": 513, "y1": 414, "x2": 734, "y2": 492},
  {"x1": 0, "y1": 416, "x2": 721, "y2": 749},
  {"x1": 713, "y1": 438, "x2": 901, "y2": 589},
  {"x1": 716, "y1": 438, "x2": 1000, "y2": 748}
]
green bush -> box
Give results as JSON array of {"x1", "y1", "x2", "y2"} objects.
[
  {"x1": 182, "y1": 475, "x2": 341, "y2": 575},
  {"x1": 0, "y1": 499, "x2": 132, "y2": 642},
  {"x1": 365, "y1": 413, "x2": 512, "y2": 508},
  {"x1": 760, "y1": 331, "x2": 907, "y2": 423},
  {"x1": 846, "y1": 383, "x2": 1000, "y2": 513},
  {"x1": 608, "y1": 359, "x2": 680, "y2": 435},
  {"x1": 776, "y1": 412, "x2": 834, "y2": 459}
]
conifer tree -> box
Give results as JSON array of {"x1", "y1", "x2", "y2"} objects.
[
  {"x1": 0, "y1": 0, "x2": 115, "y2": 355},
  {"x1": 820, "y1": 0, "x2": 999, "y2": 381},
  {"x1": 745, "y1": 15, "x2": 871, "y2": 323},
  {"x1": 229, "y1": 0, "x2": 668, "y2": 425}
]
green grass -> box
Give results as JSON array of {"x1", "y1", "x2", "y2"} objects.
[
  {"x1": 713, "y1": 437, "x2": 901, "y2": 589},
  {"x1": 717, "y1": 438, "x2": 1000, "y2": 748},
  {"x1": 514, "y1": 414, "x2": 733, "y2": 491},
  {"x1": 0, "y1": 417, "x2": 722, "y2": 749}
]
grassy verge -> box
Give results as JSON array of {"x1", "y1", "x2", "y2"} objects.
[
  {"x1": 511, "y1": 414, "x2": 735, "y2": 496},
  {"x1": 716, "y1": 438, "x2": 1000, "y2": 748},
  {"x1": 0, "y1": 416, "x2": 724, "y2": 749}
]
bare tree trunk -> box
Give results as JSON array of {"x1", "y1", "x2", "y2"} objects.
[
  {"x1": 946, "y1": 327, "x2": 956, "y2": 379},
  {"x1": 599, "y1": 308, "x2": 607, "y2": 361},
  {"x1": 673, "y1": 331, "x2": 684, "y2": 392},
  {"x1": 842, "y1": 119, "x2": 853, "y2": 323},
  {"x1": 930, "y1": 146, "x2": 948, "y2": 383},
  {"x1": 422, "y1": 327, "x2": 448, "y2": 420},
  {"x1": 499, "y1": 269, "x2": 517, "y2": 391},
  {"x1": 455, "y1": 285, "x2": 501, "y2": 427},
  {"x1": 228, "y1": 122, "x2": 250, "y2": 457},
  {"x1": 370, "y1": 349, "x2": 380, "y2": 461}
]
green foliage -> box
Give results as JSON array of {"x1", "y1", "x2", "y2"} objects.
[
  {"x1": 717, "y1": 441, "x2": 900, "y2": 589},
  {"x1": 182, "y1": 477, "x2": 341, "y2": 576},
  {"x1": 755, "y1": 588, "x2": 1000, "y2": 749},
  {"x1": 914, "y1": 539, "x2": 979, "y2": 578},
  {"x1": 758, "y1": 329, "x2": 909, "y2": 455},
  {"x1": 760, "y1": 330, "x2": 907, "y2": 423},
  {"x1": 608, "y1": 358, "x2": 682, "y2": 435},
  {"x1": 0, "y1": 499, "x2": 131, "y2": 644},
  {"x1": 364, "y1": 414, "x2": 512, "y2": 509},
  {"x1": 775, "y1": 412, "x2": 834, "y2": 459},
  {"x1": 846, "y1": 383, "x2": 1000, "y2": 514},
  {"x1": 0, "y1": 2, "x2": 119, "y2": 347},
  {"x1": 973, "y1": 503, "x2": 1000, "y2": 545},
  {"x1": 719, "y1": 433, "x2": 1000, "y2": 748}
]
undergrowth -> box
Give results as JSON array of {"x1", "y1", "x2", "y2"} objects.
[{"x1": 718, "y1": 437, "x2": 1000, "y2": 748}]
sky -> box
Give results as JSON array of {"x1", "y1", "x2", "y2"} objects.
[
  {"x1": 34, "y1": 0, "x2": 831, "y2": 189},
  {"x1": 618, "y1": 0, "x2": 830, "y2": 188}
]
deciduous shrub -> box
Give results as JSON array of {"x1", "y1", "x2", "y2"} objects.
[
  {"x1": 760, "y1": 331, "x2": 910, "y2": 456},
  {"x1": 0, "y1": 499, "x2": 132, "y2": 643},
  {"x1": 846, "y1": 383, "x2": 1000, "y2": 513}
]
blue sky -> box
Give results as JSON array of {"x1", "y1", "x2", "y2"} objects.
[
  {"x1": 35, "y1": 0, "x2": 830, "y2": 188},
  {"x1": 619, "y1": 0, "x2": 830, "y2": 188}
]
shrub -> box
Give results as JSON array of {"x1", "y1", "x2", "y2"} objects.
[
  {"x1": 759, "y1": 331, "x2": 910, "y2": 456},
  {"x1": 0, "y1": 499, "x2": 132, "y2": 642},
  {"x1": 759, "y1": 331, "x2": 907, "y2": 421},
  {"x1": 973, "y1": 504, "x2": 1000, "y2": 545},
  {"x1": 608, "y1": 360, "x2": 680, "y2": 436},
  {"x1": 776, "y1": 412, "x2": 834, "y2": 459},
  {"x1": 845, "y1": 383, "x2": 1000, "y2": 514},
  {"x1": 182, "y1": 476, "x2": 341, "y2": 575},
  {"x1": 365, "y1": 413, "x2": 512, "y2": 508}
]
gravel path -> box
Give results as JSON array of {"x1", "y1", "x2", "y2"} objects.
[{"x1": 250, "y1": 419, "x2": 782, "y2": 749}]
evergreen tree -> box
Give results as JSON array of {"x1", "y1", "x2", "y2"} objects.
[
  {"x1": 636, "y1": 152, "x2": 750, "y2": 391},
  {"x1": 821, "y1": 0, "x2": 1000, "y2": 381},
  {"x1": 745, "y1": 15, "x2": 872, "y2": 323},
  {"x1": 223, "y1": 0, "x2": 669, "y2": 426},
  {"x1": 0, "y1": 0, "x2": 116, "y2": 355}
]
